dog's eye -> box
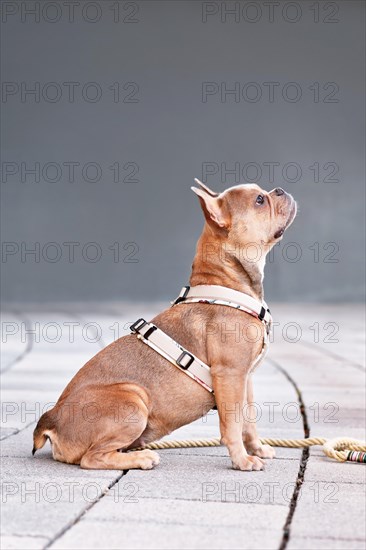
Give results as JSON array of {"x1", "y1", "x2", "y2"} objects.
[{"x1": 256, "y1": 195, "x2": 264, "y2": 205}]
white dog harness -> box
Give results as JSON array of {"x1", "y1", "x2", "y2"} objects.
[{"x1": 130, "y1": 285, "x2": 272, "y2": 394}]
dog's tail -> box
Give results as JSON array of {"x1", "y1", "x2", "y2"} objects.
[{"x1": 32, "y1": 410, "x2": 56, "y2": 455}]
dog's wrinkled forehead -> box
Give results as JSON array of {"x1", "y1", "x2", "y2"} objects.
[{"x1": 221, "y1": 184, "x2": 265, "y2": 210}]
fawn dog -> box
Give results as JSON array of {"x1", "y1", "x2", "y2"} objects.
[{"x1": 33, "y1": 181, "x2": 296, "y2": 471}]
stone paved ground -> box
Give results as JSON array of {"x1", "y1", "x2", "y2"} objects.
[{"x1": 1, "y1": 303, "x2": 365, "y2": 550}]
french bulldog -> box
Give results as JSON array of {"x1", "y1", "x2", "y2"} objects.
[{"x1": 33, "y1": 181, "x2": 296, "y2": 471}]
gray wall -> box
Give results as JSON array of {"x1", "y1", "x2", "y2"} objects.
[{"x1": 1, "y1": 0, "x2": 365, "y2": 303}]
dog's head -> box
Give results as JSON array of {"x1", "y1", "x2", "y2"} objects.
[{"x1": 192, "y1": 179, "x2": 297, "y2": 253}]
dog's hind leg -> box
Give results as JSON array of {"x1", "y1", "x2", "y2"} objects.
[
  {"x1": 79, "y1": 383, "x2": 160, "y2": 470},
  {"x1": 80, "y1": 417, "x2": 160, "y2": 470},
  {"x1": 81, "y1": 447, "x2": 159, "y2": 470}
]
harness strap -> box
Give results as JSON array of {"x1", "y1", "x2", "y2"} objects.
[
  {"x1": 173, "y1": 285, "x2": 272, "y2": 326},
  {"x1": 130, "y1": 285, "x2": 272, "y2": 395},
  {"x1": 130, "y1": 318, "x2": 214, "y2": 393}
]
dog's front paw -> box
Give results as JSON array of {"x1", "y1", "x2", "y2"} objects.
[
  {"x1": 247, "y1": 443, "x2": 276, "y2": 459},
  {"x1": 232, "y1": 455, "x2": 264, "y2": 471},
  {"x1": 136, "y1": 450, "x2": 160, "y2": 470}
]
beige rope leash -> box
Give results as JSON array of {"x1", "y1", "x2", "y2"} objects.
[{"x1": 137, "y1": 436, "x2": 366, "y2": 463}]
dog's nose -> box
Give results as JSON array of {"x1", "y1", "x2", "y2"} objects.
[{"x1": 274, "y1": 187, "x2": 285, "y2": 196}]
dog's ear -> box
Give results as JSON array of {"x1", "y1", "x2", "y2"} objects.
[
  {"x1": 193, "y1": 178, "x2": 219, "y2": 197},
  {"x1": 191, "y1": 184, "x2": 230, "y2": 230}
]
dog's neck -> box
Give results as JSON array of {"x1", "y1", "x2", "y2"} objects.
[{"x1": 189, "y1": 226, "x2": 266, "y2": 302}]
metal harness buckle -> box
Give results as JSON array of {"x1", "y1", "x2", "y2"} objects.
[
  {"x1": 176, "y1": 351, "x2": 194, "y2": 370},
  {"x1": 173, "y1": 286, "x2": 190, "y2": 305},
  {"x1": 130, "y1": 318, "x2": 147, "y2": 333}
]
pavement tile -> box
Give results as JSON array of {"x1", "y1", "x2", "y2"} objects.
[
  {"x1": 0, "y1": 428, "x2": 19, "y2": 440},
  {"x1": 85, "y1": 495, "x2": 289, "y2": 527},
  {"x1": 1, "y1": 424, "x2": 40, "y2": 456},
  {"x1": 304, "y1": 455, "x2": 366, "y2": 484},
  {"x1": 309, "y1": 424, "x2": 366, "y2": 440},
  {"x1": 2, "y1": 496, "x2": 87, "y2": 539},
  {"x1": 1, "y1": 456, "x2": 120, "y2": 481},
  {"x1": 0, "y1": 390, "x2": 61, "y2": 432},
  {"x1": 1, "y1": 476, "x2": 121, "y2": 539},
  {"x1": 159, "y1": 447, "x2": 302, "y2": 461},
  {"x1": 287, "y1": 536, "x2": 366, "y2": 550},
  {"x1": 290, "y1": 482, "x2": 366, "y2": 540},
  {"x1": 1, "y1": 535, "x2": 49, "y2": 550},
  {"x1": 301, "y1": 388, "x2": 365, "y2": 411},
  {"x1": 51, "y1": 518, "x2": 284, "y2": 550},
  {"x1": 1, "y1": 313, "x2": 29, "y2": 372},
  {"x1": 121, "y1": 454, "x2": 299, "y2": 506}
]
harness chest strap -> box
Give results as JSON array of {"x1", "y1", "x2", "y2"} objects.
[
  {"x1": 173, "y1": 285, "x2": 272, "y2": 375},
  {"x1": 130, "y1": 318, "x2": 214, "y2": 393},
  {"x1": 130, "y1": 285, "x2": 273, "y2": 394}
]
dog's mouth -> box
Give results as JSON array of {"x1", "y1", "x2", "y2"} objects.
[{"x1": 274, "y1": 197, "x2": 297, "y2": 239}]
